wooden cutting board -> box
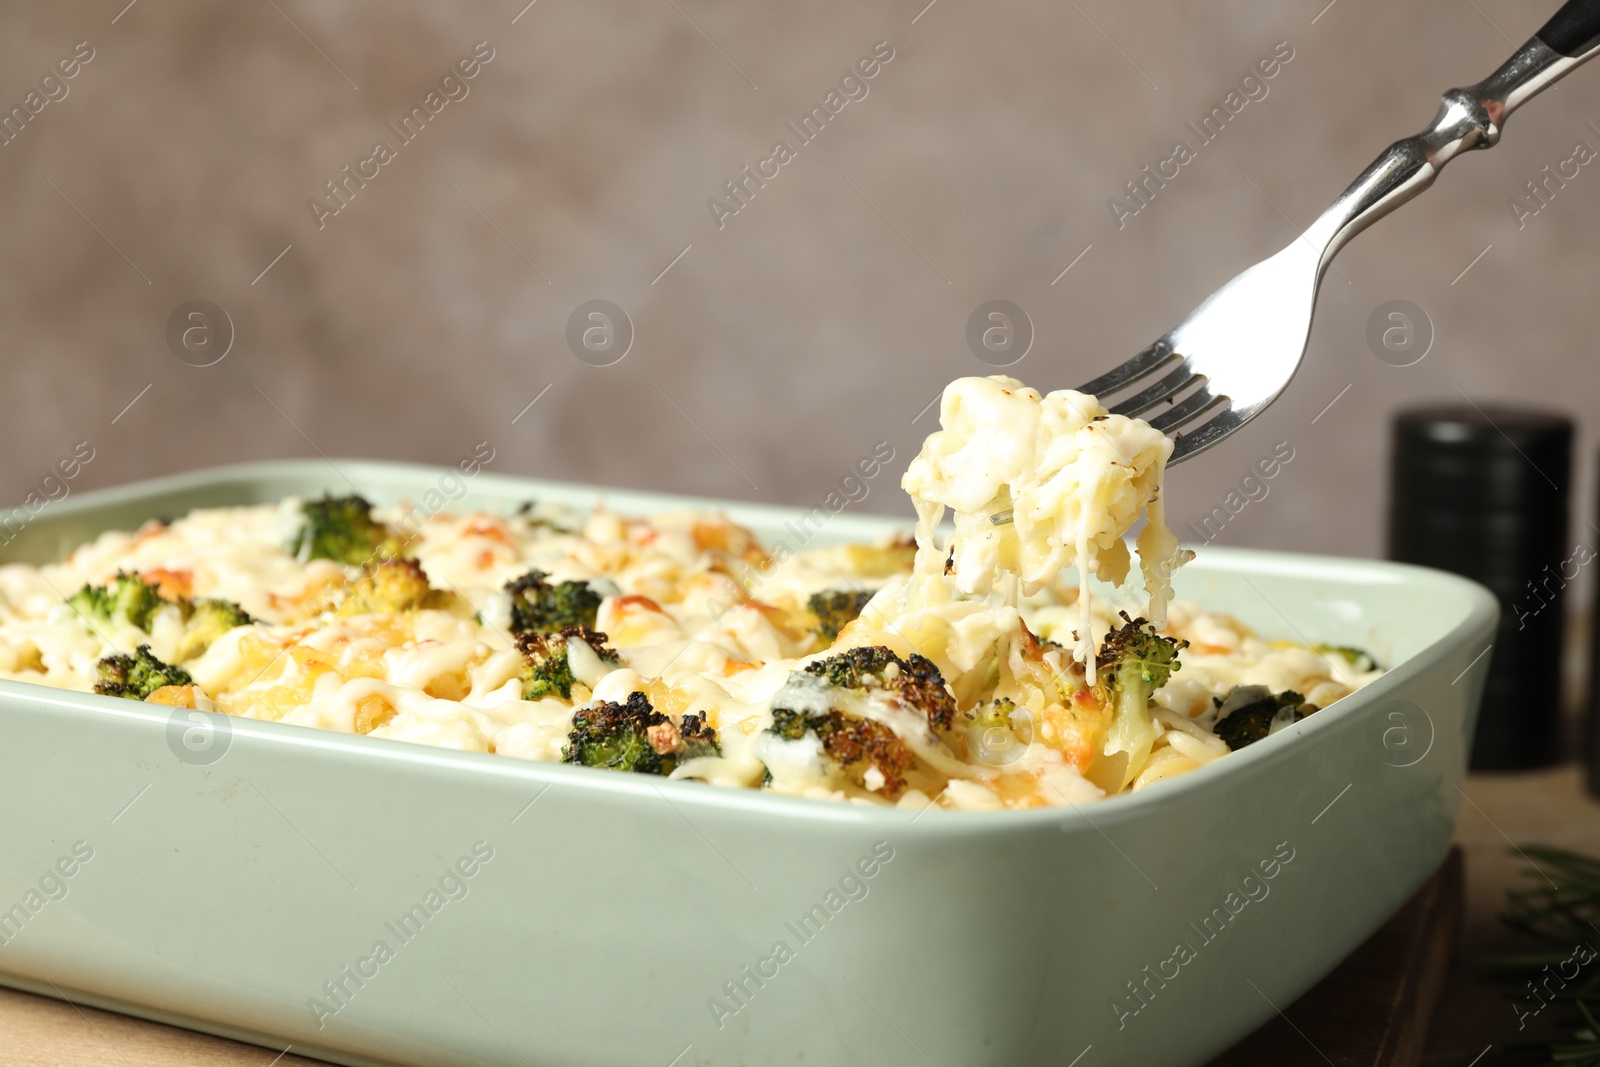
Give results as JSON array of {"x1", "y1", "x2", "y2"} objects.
[
  {"x1": 0, "y1": 849, "x2": 1464, "y2": 1066},
  {"x1": 1209, "y1": 846, "x2": 1464, "y2": 1067}
]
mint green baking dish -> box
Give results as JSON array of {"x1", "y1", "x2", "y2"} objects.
[{"x1": 0, "y1": 461, "x2": 1496, "y2": 1067}]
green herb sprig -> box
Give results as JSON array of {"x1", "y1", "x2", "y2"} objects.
[{"x1": 1489, "y1": 847, "x2": 1600, "y2": 1065}]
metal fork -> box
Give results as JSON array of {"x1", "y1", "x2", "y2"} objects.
[{"x1": 993, "y1": 0, "x2": 1600, "y2": 527}]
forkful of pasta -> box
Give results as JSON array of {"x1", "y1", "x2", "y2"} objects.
[{"x1": 990, "y1": 0, "x2": 1600, "y2": 527}]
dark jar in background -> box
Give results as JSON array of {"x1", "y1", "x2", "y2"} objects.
[{"x1": 1388, "y1": 405, "x2": 1573, "y2": 771}]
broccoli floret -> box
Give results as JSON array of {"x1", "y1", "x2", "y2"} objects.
[
  {"x1": 1095, "y1": 614, "x2": 1188, "y2": 789},
  {"x1": 175, "y1": 598, "x2": 253, "y2": 661},
  {"x1": 562, "y1": 691, "x2": 720, "y2": 775},
  {"x1": 504, "y1": 569, "x2": 602, "y2": 634},
  {"x1": 807, "y1": 589, "x2": 873, "y2": 642},
  {"x1": 291, "y1": 494, "x2": 405, "y2": 566},
  {"x1": 517, "y1": 625, "x2": 620, "y2": 701},
  {"x1": 94, "y1": 645, "x2": 193, "y2": 701},
  {"x1": 1212, "y1": 685, "x2": 1317, "y2": 751},
  {"x1": 803, "y1": 646, "x2": 957, "y2": 730},
  {"x1": 763, "y1": 646, "x2": 957, "y2": 795},
  {"x1": 68, "y1": 571, "x2": 166, "y2": 632},
  {"x1": 69, "y1": 575, "x2": 251, "y2": 661},
  {"x1": 769, "y1": 704, "x2": 917, "y2": 795},
  {"x1": 1313, "y1": 644, "x2": 1380, "y2": 672},
  {"x1": 337, "y1": 559, "x2": 444, "y2": 616},
  {"x1": 969, "y1": 697, "x2": 1018, "y2": 730},
  {"x1": 805, "y1": 644, "x2": 896, "y2": 688},
  {"x1": 512, "y1": 500, "x2": 577, "y2": 534},
  {"x1": 1097, "y1": 614, "x2": 1186, "y2": 694},
  {"x1": 962, "y1": 697, "x2": 1035, "y2": 767}
]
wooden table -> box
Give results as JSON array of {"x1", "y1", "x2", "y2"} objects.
[{"x1": 3, "y1": 767, "x2": 1596, "y2": 1066}]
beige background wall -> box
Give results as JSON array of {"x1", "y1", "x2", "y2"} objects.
[{"x1": 1, "y1": 0, "x2": 1596, "y2": 566}]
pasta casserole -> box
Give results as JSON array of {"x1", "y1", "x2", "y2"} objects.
[{"x1": 0, "y1": 376, "x2": 1379, "y2": 809}]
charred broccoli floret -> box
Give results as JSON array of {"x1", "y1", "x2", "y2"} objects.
[
  {"x1": 769, "y1": 704, "x2": 917, "y2": 794},
  {"x1": 174, "y1": 598, "x2": 253, "y2": 661},
  {"x1": 1212, "y1": 686, "x2": 1317, "y2": 751},
  {"x1": 504, "y1": 569, "x2": 602, "y2": 634},
  {"x1": 1095, "y1": 614, "x2": 1188, "y2": 790},
  {"x1": 291, "y1": 494, "x2": 405, "y2": 566},
  {"x1": 517, "y1": 625, "x2": 620, "y2": 701},
  {"x1": 94, "y1": 645, "x2": 193, "y2": 701},
  {"x1": 562, "y1": 691, "x2": 720, "y2": 775},
  {"x1": 1313, "y1": 644, "x2": 1380, "y2": 672},
  {"x1": 804, "y1": 644, "x2": 897, "y2": 688},
  {"x1": 803, "y1": 646, "x2": 957, "y2": 730},
  {"x1": 762, "y1": 646, "x2": 957, "y2": 796},
  {"x1": 337, "y1": 559, "x2": 446, "y2": 615},
  {"x1": 68, "y1": 571, "x2": 166, "y2": 632},
  {"x1": 807, "y1": 589, "x2": 873, "y2": 642}
]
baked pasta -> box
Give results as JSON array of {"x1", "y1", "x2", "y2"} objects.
[{"x1": 0, "y1": 377, "x2": 1380, "y2": 809}]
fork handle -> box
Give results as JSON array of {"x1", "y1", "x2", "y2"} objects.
[
  {"x1": 1303, "y1": 0, "x2": 1600, "y2": 269},
  {"x1": 1541, "y1": 0, "x2": 1600, "y2": 56}
]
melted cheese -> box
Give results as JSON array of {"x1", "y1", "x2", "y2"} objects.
[
  {"x1": 0, "y1": 390, "x2": 1379, "y2": 810},
  {"x1": 901, "y1": 376, "x2": 1189, "y2": 680}
]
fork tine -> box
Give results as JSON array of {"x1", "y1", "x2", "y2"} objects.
[
  {"x1": 1109, "y1": 365, "x2": 1199, "y2": 419},
  {"x1": 1168, "y1": 407, "x2": 1247, "y2": 465},
  {"x1": 1149, "y1": 386, "x2": 1225, "y2": 434},
  {"x1": 1077, "y1": 340, "x2": 1180, "y2": 398}
]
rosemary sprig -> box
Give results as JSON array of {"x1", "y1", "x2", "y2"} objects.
[
  {"x1": 1504, "y1": 847, "x2": 1600, "y2": 946},
  {"x1": 1489, "y1": 847, "x2": 1600, "y2": 1064},
  {"x1": 1535, "y1": 1000, "x2": 1600, "y2": 1065}
]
